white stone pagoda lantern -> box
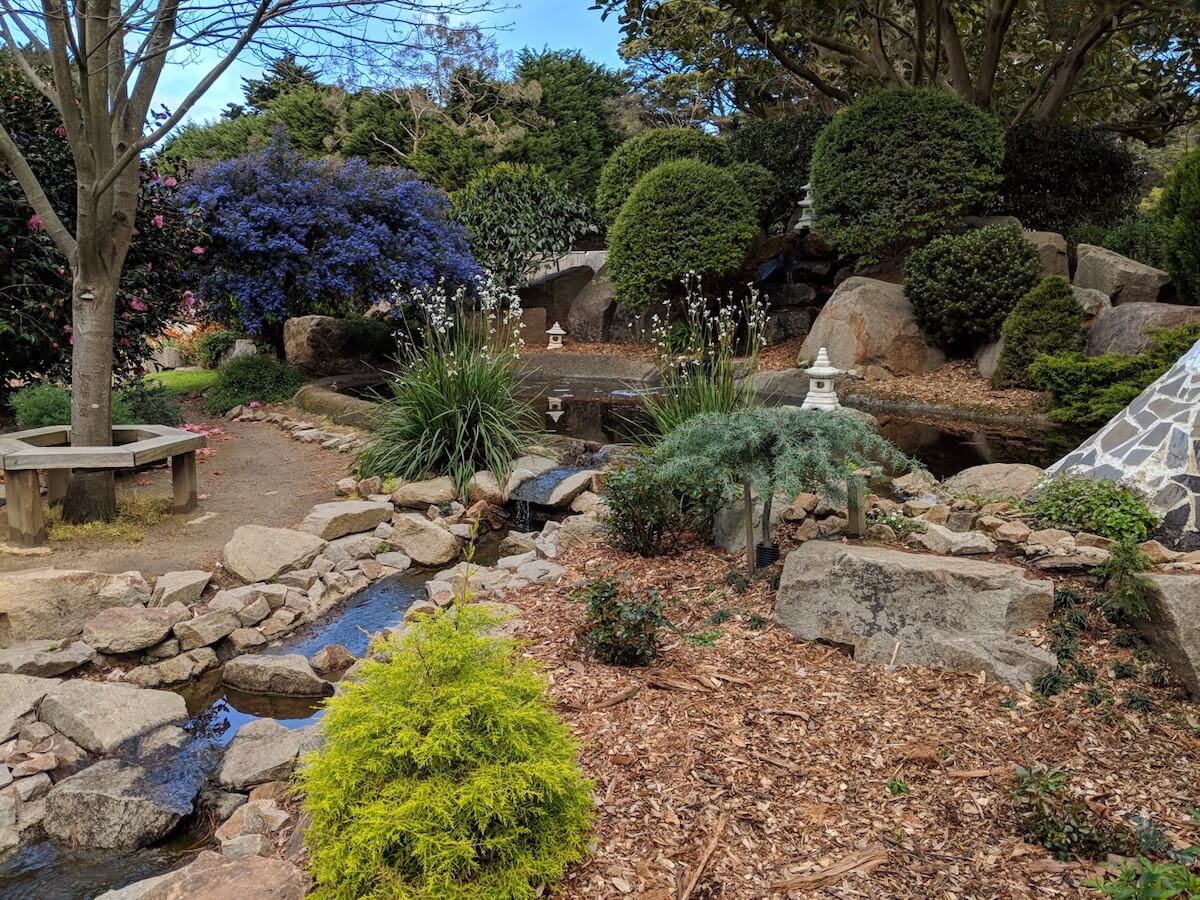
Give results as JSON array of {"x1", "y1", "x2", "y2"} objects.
[
  {"x1": 801, "y1": 347, "x2": 842, "y2": 410},
  {"x1": 546, "y1": 321, "x2": 566, "y2": 350},
  {"x1": 547, "y1": 395, "x2": 563, "y2": 412},
  {"x1": 794, "y1": 182, "x2": 815, "y2": 231}
]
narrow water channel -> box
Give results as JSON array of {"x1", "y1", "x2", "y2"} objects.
[{"x1": 0, "y1": 572, "x2": 427, "y2": 899}]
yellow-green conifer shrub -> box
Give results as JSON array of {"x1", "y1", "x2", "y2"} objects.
[{"x1": 297, "y1": 605, "x2": 594, "y2": 899}]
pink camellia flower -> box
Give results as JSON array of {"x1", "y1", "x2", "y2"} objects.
[
  {"x1": 129, "y1": 298, "x2": 149, "y2": 312},
  {"x1": 120, "y1": 336, "x2": 131, "y2": 346},
  {"x1": 248, "y1": 401, "x2": 262, "y2": 409},
  {"x1": 164, "y1": 177, "x2": 177, "y2": 188},
  {"x1": 55, "y1": 125, "x2": 66, "y2": 138},
  {"x1": 191, "y1": 246, "x2": 205, "y2": 255},
  {"x1": 131, "y1": 227, "x2": 140, "y2": 237},
  {"x1": 68, "y1": 335, "x2": 74, "y2": 345},
  {"x1": 28, "y1": 213, "x2": 43, "y2": 231},
  {"x1": 152, "y1": 214, "x2": 164, "y2": 229}
]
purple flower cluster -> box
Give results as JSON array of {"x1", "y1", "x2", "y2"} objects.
[{"x1": 181, "y1": 132, "x2": 480, "y2": 333}]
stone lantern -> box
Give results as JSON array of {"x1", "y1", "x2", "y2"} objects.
[
  {"x1": 546, "y1": 321, "x2": 565, "y2": 350},
  {"x1": 794, "y1": 182, "x2": 815, "y2": 231},
  {"x1": 801, "y1": 347, "x2": 841, "y2": 410}
]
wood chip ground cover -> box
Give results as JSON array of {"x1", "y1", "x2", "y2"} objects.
[{"x1": 501, "y1": 543, "x2": 1200, "y2": 898}]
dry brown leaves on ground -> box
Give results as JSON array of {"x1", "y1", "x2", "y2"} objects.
[
  {"x1": 846, "y1": 361, "x2": 1046, "y2": 418},
  {"x1": 502, "y1": 543, "x2": 1200, "y2": 899}
]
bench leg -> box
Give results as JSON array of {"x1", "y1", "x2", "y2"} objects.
[
  {"x1": 46, "y1": 469, "x2": 70, "y2": 507},
  {"x1": 6, "y1": 470, "x2": 46, "y2": 547},
  {"x1": 171, "y1": 451, "x2": 197, "y2": 513}
]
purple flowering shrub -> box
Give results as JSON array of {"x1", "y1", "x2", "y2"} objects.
[
  {"x1": 182, "y1": 134, "x2": 480, "y2": 343},
  {"x1": 0, "y1": 60, "x2": 202, "y2": 383}
]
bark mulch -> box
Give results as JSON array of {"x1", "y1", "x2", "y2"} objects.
[
  {"x1": 845, "y1": 361, "x2": 1047, "y2": 419},
  {"x1": 502, "y1": 542, "x2": 1200, "y2": 899}
]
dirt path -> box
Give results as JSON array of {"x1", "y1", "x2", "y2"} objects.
[{"x1": 0, "y1": 402, "x2": 351, "y2": 577}]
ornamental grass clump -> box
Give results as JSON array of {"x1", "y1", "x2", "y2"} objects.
[
  {"x1": 355, "y1": 277, "x2": 538, "y2": 497},
  {"x1": 298, "y1": 605, "x2": 595, "y2": 900}
]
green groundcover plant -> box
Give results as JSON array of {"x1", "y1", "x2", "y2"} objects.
[
  {"x1": 202, "y1": 353, "x2": 307, "y2": 414},
  {"x1": 10, "y1": 381, "x2": 182, "y2": 428},
  {"x1": 298, "y1": 605, "x2": 594, "y2": 900},
  {"x1": 1027, "y1": 475, "x2": 1159, "y2": 543}
]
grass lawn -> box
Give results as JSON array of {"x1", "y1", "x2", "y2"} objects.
[{"x1": 145, "y1": 369, "x2": 219, "y2": 394}]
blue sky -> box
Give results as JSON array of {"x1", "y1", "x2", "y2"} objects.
[{"x1": 155, "y1": 1, "x2": 625, "y2": 126}]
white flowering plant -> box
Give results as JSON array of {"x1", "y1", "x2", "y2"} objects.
[{"x1": 356, "y1": 274, "x2": 539, "y2": 495}]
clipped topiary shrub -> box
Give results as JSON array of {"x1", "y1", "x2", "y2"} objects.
[
  {"x1": 202, "y1": 353, "x2": 306, "y2": 414},
  {"x1": 608, "y1": 159, "x2": 757, "y2": 310},
  {"x1": 298, "y1": 605, "x2": 594, "y2": 899},
  {"x1": 727, "y1": 110, "x2": 830, "y2": 227},
  {"x1": 904, "y1": 225, "x2": 1041, "y2": 352},
  {"x1": 594, "y1": 127, "x2": 730, "y2": 230},
  {"x1": 728, "y1": 161, "x2": 781, "y2": 228},
  {"x1": 1160, "y1": 147, "x2": 1200, "y2": 303},
  {"x1": 993, "y1": 276, "x2": 1086, "y2": 389},
  {"x1": 810, "y1": 89, "x2": 1003, "y2": 262},
  {"x1": 997, "y1": 120, "x2": 1140, "y2": 234}
]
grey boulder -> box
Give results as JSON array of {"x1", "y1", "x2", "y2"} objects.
[
  {"x1": 223, "y1": 654, "x2": 333, "y2": 697},
  {"x1": 221, "y1": 526, "x2": 326, "y2": 584},
  {"x1": 218, "y1": 718, "x2": 322, "y2": 790},
  {"x1": 39, "y1": 679, "x2": 188, "y2": 754},
  {"x1": 83, "y1": 606, "x2": 182, "y2": 654},
  {"x1": 299, "y1": 501, "x2": 392, "y2": 540},
  {"x1": 1140, "y1": 574, "x2": 1200, "y2": 697},
  {"x1": 0, "y1": 568, "x2": 150, "y2": 645},
  {"x1": 0, "y1": 640, "x2": 95, "y2": 677},
  {"x1": 1074, "y1": 243, "x2": 1171, "y2": 305},
  {"x1": 943, "y1": 463, "x2": 1044, "y2": 501}
]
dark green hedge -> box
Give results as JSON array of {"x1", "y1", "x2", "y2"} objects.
[
  {"x1": 1161, "y1": 148, "x2": 1200, "y2": 303},
  {"x1": 810, "y1": 89, "x2": 1002, "y2": 262},
  {"x1": 594, "y1": 127, "x2": 730, "y2": 231},
  {"x1": 903, "y1": 225, "x2": 1041, "y2": 353},
  {"x1": 727, "y1": 110, "x2": 830, "y2": 227},
  {"x1": 993, "y1": 276, "x2": 1086, "y2": 389},
  {"x1": 608, "y1": 159, "x2": 757, "y2": 310}
]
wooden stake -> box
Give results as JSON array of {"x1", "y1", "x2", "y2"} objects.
[{"x1": 681, "y1": 812, "x2": 728, "y2": 900}]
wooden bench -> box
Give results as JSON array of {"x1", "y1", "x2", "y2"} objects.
[{"x1": 1, "y1": 425, "x2": 207, "y2": 548}]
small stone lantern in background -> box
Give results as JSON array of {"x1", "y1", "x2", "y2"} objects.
[
  {"x1": 794, "y1": 182, "x2": 815, "y2": 231},
  {"x1": 801, "y1": 347, "x2": 842, "y2": 410},
  {"x1": 546, "y1": 321, "x2": 566, "y2": 350}
]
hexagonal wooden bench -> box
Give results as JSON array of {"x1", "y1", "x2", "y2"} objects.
[{"x1": 1, "y1": 425, "x2": 206, "y2": 548}]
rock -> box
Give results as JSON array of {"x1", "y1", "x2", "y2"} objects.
[
  {"x1": 322, "y1": 533, "x2": 379, "y2": 563},
  {"x1": 1139, "y1": 574, "x2": 1200, "y2": 696},
  {"x1": 0, "y1": 675, "x2": 54, "y2": 741},
  {"x1": 130, "y1": 648, "x2": 219, "y2": 687},
  {"x1": 1139, "y1": 540, "x2": 1181, "y2": 564},
  {"x1": 39, "y1": 680, "x2": 187, "y2": 754},
  {"x1": 908, "y1": 523, "x2": 997, "y2": 555},
  {"x1": 223, "y1": 654, "x2": 333, "y2": 697},
  {"x1": 226, "y1": 628, "x2": 267, "y2": 654},
  {"x1": 943, "y1": 463, "x2": 1044, "y2": 501},
  {"x1": 375, "y1": 551, "x2": 412, "y2": 572},
  {"x1": 1074, "y1": 244, "x2": 1171, "y2": 305},
  {"x1": 799, "y1": 277, "x2": 944, "y2": 380},
  {"x1": 994, "y1": 521, "x2": 1032, "y2": 544},
  {"x1": 498, "y1": 532, "x2": 539, "y2": 557},
  {"x1": 714, "y1": 494, "x2": 780, "y2": 554},
  {"x1": 0, "y1": 640, "x2": 95, "y2": 677},
  {"x1": 570, "y1": 491, "x2": 603, "y2": 515},
  {"x1": 299, "y1": 500, "x2": 392, "y2": 540},
  {"x1": 391, "y1": 477, "x2": 457, "y2": 509},
  {"x1": 222, "y1": 832, "x2": 273, "y2": 859},
  {"x1": 0, "y1": 569, "x2": 150, "y2": 646},
  {"x1": 152, "y1": 570, "x2": 212, "y2": 607},
  {"x1": 282, "y1": 314, "x2": 367, "y2": 376},
  {"x1": 1026, "y1": 528, "x2": 1075, "y2": 550},
  {"x1": 309, "y1": 644, "x2": 356, "y2": 674},
  {"x1": 1072, "y1": 286, "x2": 1111, "y2": 317},
  {"x1": 83, "y1": 606, "x2": 181, "y2": 654},
  {"x1": 12, "y1": 771, "x2": 51, "y2": 802},
  {"x1": 975, "y1": 340, "x2": 1002, "y2": 380},
  {"x1": 44, "y1": 756, "x2": 207, "y2": 849},
  {"x1": 775, "y1": 542, "x2": 1056, "y2": 687},
  {"x1": 566, "y1": 264, "x2": 616, "y2": 341},
  {"x1": 221, "y1": 526, "x2": 326, "y2": 584},
  {"x1": 388, "y1": 513, "x2": 460, "y2": 566},
  {"x1": 96, "y1": 850, "x2": 309, "y2": 900},
  {"x1": 277, "y1": 569, "x2": 319, "y2": 590},
  {"x1": 174, "y1": 609, "x2": 241, "y2": 651},
  {"x1": 334, "y1": 476, "x2": 357, "y2": 497},
  {"x1": 545, "y1": 469, "x2": 599, "y2": 508},
  {"x1": 763, "y1": 307, "x2": 816, "y2": 346},
  {"x1": 467, "y1": 471, "x2": 503, "y2": 505},
  {"x1": 218, "y1": 719, "x2": 314, "y2": 790},
  {"x1": 1024, "y1": 230, "x2": 1069, "y2": 278},
  {"x1": 1087, "y1": 302, "x2": 1200, "y2": 356}
]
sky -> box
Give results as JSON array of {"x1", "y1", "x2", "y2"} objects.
[{"x1": 154, "y1": 1, "x2": 625, "y2": 126}]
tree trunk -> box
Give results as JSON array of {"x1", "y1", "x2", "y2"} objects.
[{"x1": 62, "y1": 258, "x2": 119, "y2": 524}]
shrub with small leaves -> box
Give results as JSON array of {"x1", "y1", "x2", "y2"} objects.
[
  {"x1": 993, "y1": 276, "x2": 1086, "y2": 389},
  {"x1": 574, "y1": 577, "x2": 665, "y2": 666},
  {"x1": 727, "y1": 110, "x2": 830, "y2": 228},
  {"x1": 194, "y1": 329, "x2": 238, "y2": 368},
  {"x1": 203, "y1": 353, "x2": 307, "y2": 414},
  {"x1": 298, "y1": 605, "x2": 594, "y2": 900},
  {"x1": 903, "y1": 225, "x2": 1042, "y2": 353},
  {"x1": 1028, "y1": 476, "x2": 1159, "y2": 542},
  {"x1": 1012, "y1": 765, "x2": 1134, "y2": 861}
]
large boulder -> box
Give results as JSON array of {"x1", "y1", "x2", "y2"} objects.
[
  {"x1": 96, "y1": 850, "x2": 309, "y2": 900},
  {"x1": 217, "y1": 718, "x2": 320, "y2": 790},
  {"x1": 221, "y1": 526, "x2": 326, "y2": 583},
  {"x1": 389, "y1": 513, "x2": 460, "y2": 566},
  {"x1": 1086, "y1": 303, "x2": 1200, "y2": 356},
  {"x1": 152, "y1": 570, "x2": 212, "y2": 607},
  {"x1": 0, "y1": 569, "x2": 150, "y2": 646},
  {"x1": 44, "y1": 755, "x2": 209, "y2": 850},
  {"x1": 1024, "y1": 231, "x2": 1068, "y2": 278},
  {"x1": 0, "y1": 639, "x2": 95, "y2": 677},
  {"x1": 799, "y1": 277, "x2": 944, "y2": 380},
  {"x1": 223, "y1": 654, "x2": 333, "y2": 697},
  {"x1": 391, "y1": 477, "x2": 456, "y2": 509},
  {"x1": 1140, "y1": 574, "x2": 1200, "y2": 697},
  {"x1": 174, "y1": 609, "x2": 241, "y2": 651},
  {"x1": 299, "y1": 500, "x2": 391, "y2": 540},
  {"x1": 39, "y1": 680, "x2": 188, "y2": 753},
  {"x1": 82, "y1": 606, "x2": 181, "y2": 654},
  {"x1": 0, "y1": 674, "x2": 54, "y2": 741},
  {"x1": 943, "y1": 463, "x2": 1044, "y2": 501},
  {"x1": 1074, "y1": 244, "x2": 1171, "y2": 305},
  {"x1": 775, "y1": 542, "x2": 1056, "y2": 687},
  {"x1": 518, "y1": 265, "x2": 596, "y2": 328},
  {"x1": 282, "y1": 314, "x2": 382, "y2": 376},
  {"x1": 566, "y1": 265, "x2": 616, "y2": 342}
]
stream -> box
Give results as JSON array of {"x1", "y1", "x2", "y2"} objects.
[{"x1": 0, "y1": 571, "x2": 428, "y2": 899}]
